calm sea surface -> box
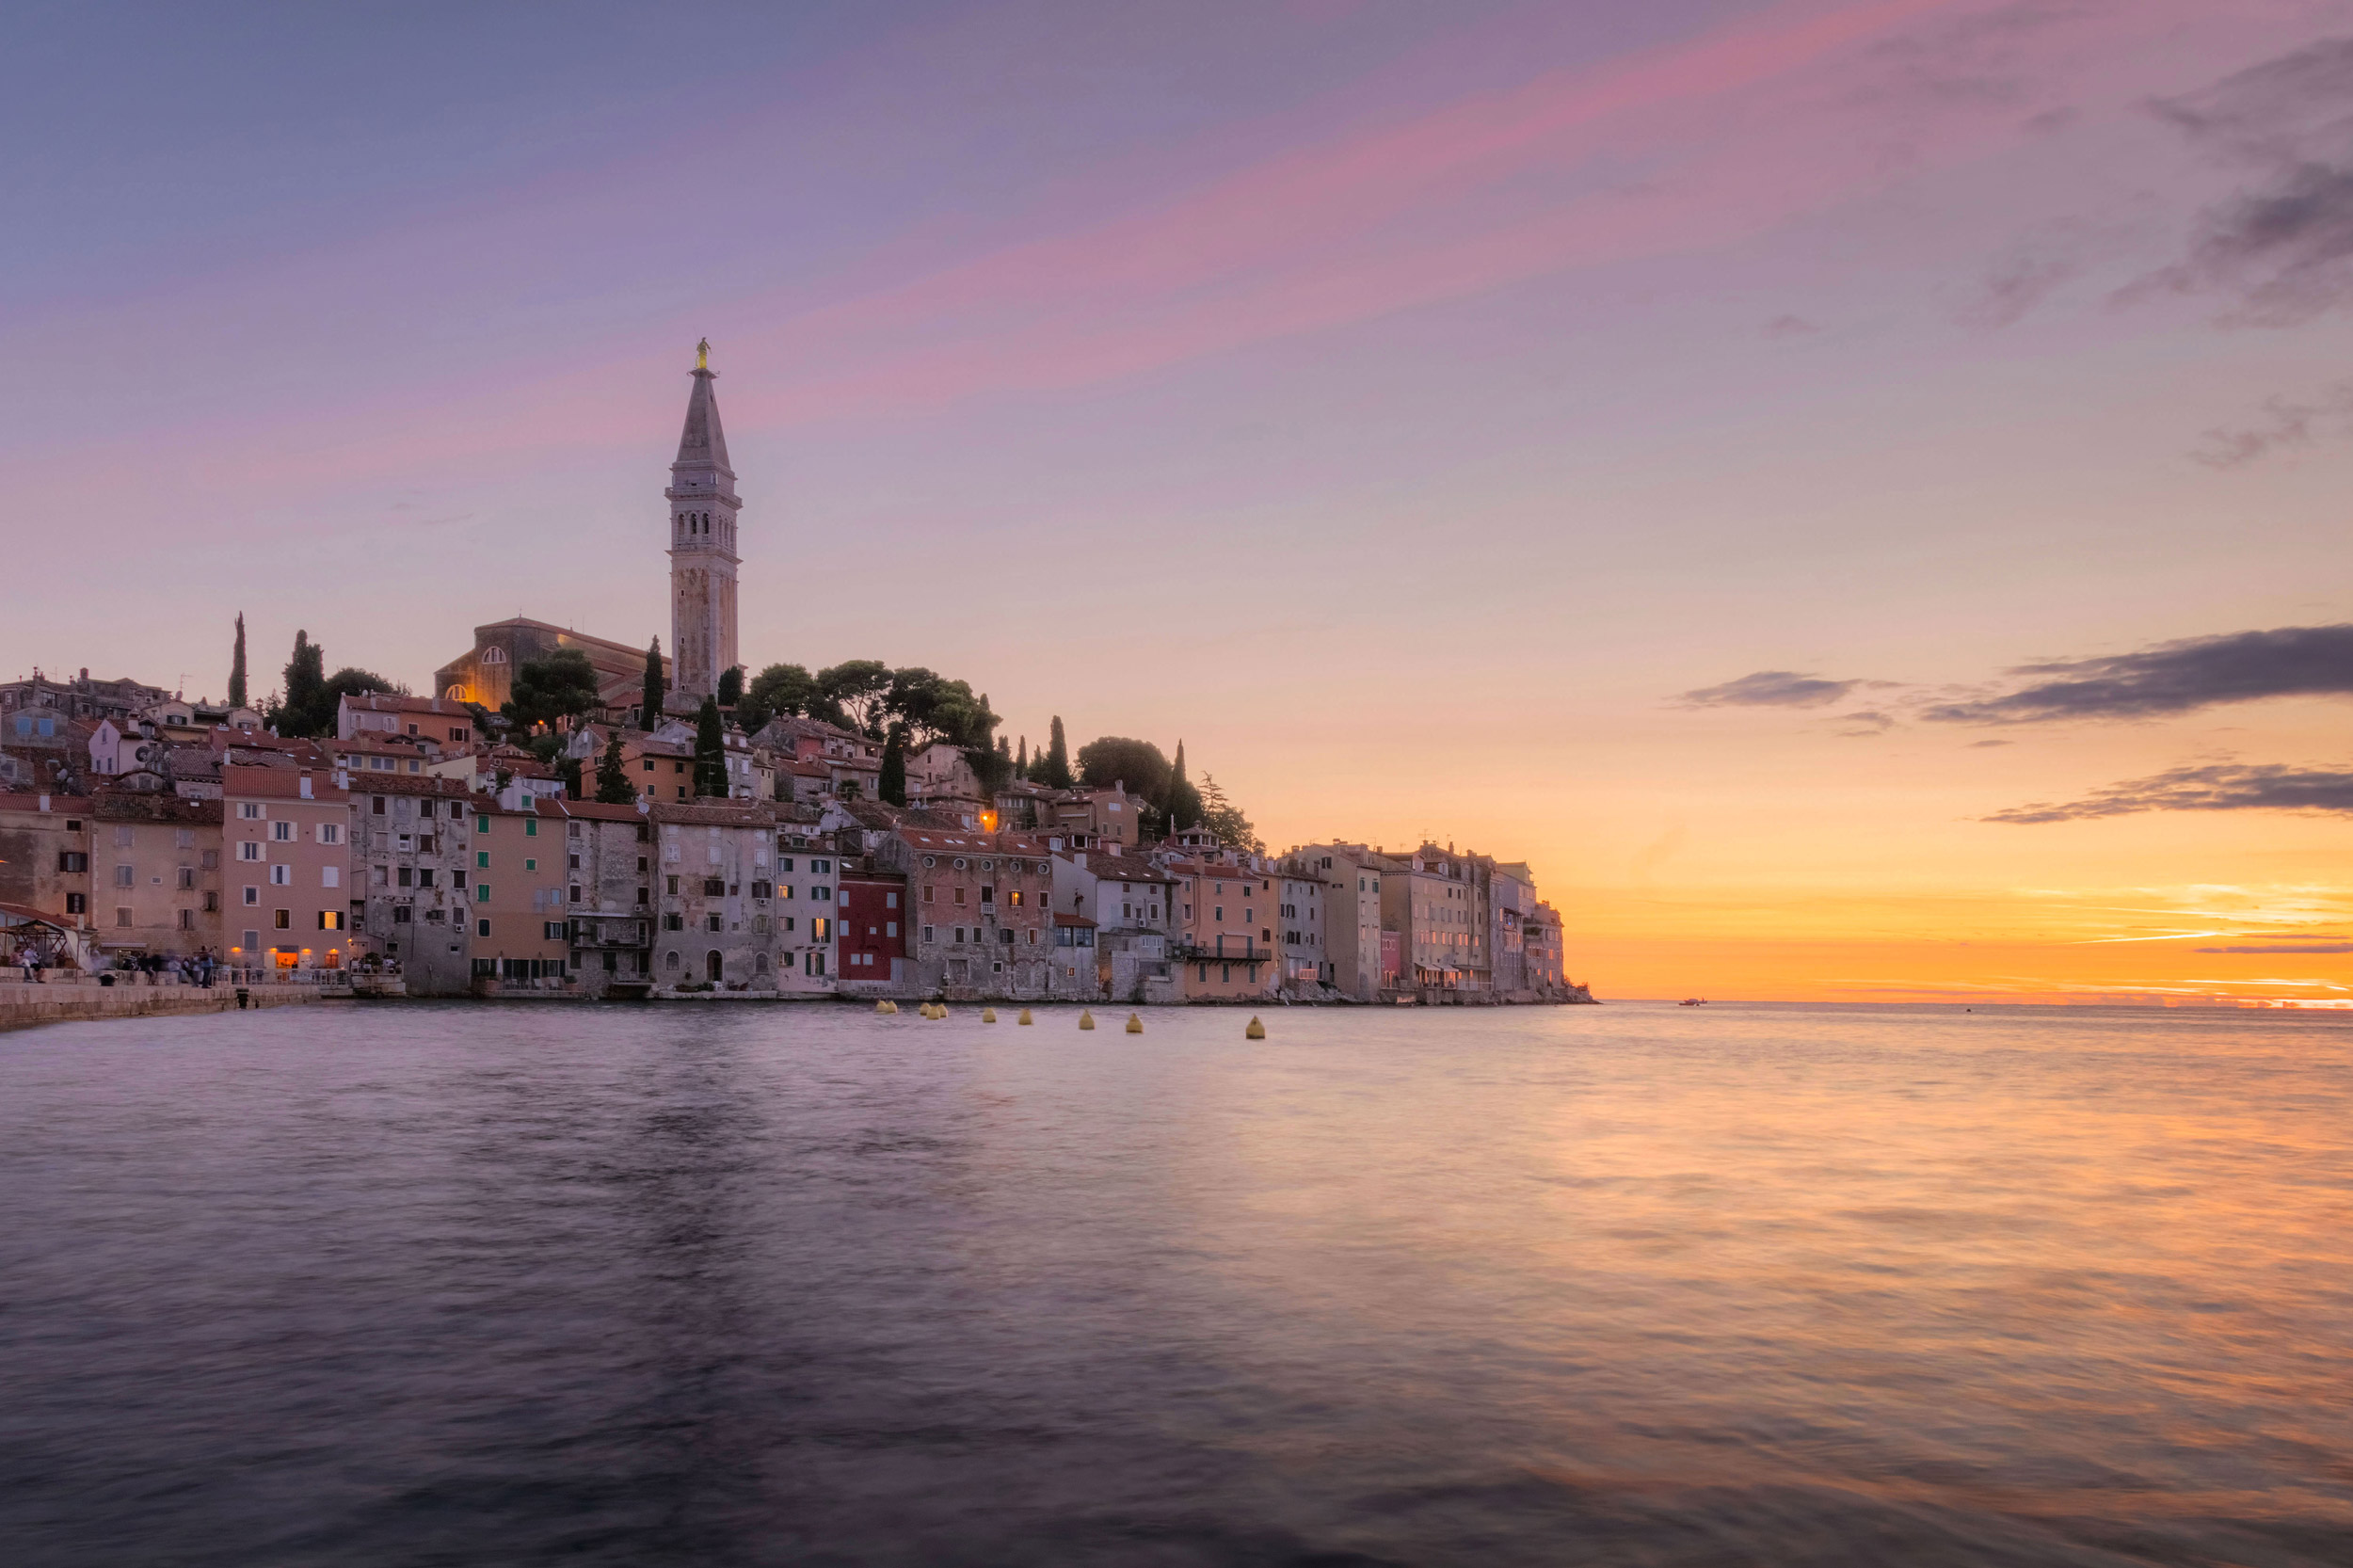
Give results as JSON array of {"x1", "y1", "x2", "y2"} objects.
[{"x1": 4, "y1": 1000, "x2": 2351, "y2": 1565}]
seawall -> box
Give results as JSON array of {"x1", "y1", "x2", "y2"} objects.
[{"x1": 0, "y1": 981, "x2": 324, "y2": 1033}]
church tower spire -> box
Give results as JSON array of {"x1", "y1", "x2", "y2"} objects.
[{"x1": 664, "y1": 338, "x2": 741, "y2": 708}]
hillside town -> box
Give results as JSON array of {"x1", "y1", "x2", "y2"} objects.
[{"x1": 0, "y1": 348, "x2": 1588, "y2": 1008}]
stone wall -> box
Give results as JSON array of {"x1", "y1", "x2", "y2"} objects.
[{"x1": 0, "y1": 979, "x2": 324, "y2": 1032}]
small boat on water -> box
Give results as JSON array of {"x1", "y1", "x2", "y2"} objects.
[{"x1": 1678, "y1": 997, "x2": 1706, "y2": 1006}]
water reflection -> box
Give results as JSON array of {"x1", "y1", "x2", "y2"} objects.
[{"x1": 2, "y1": 1001, "x2": 2349, "y2": 1564}]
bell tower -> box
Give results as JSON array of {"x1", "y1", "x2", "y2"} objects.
[{"x1": 664, "y1": 338, "x2": 741, "y2": 708}]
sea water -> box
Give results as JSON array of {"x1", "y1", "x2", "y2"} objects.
[{"x1": 3, "y1": 1000, "x2": 2349, "y2": 1565}]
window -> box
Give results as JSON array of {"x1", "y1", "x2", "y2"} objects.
[
  {"x1": 667, "y1": 875, "x2": 680, "y2": 895},
  {"x1": 477, "y1": 884, "x2": 490, "y2": 903},
  {"x1": 477, "y1": 816, "x2": 490, "y2": 833},
  {"x1": 569, "y1": 886, "x2": 581, "y2": 903},
  {"x1": 271, "y1": 821, "x2": 294, "y2": 842},
  {"x1": 544, "y1": 920, "x2": 567, "y2": 940},
  {"x1": 703, "y1": 877, "x2": 724, "y2": 896},
  {"x1": 418, "y1": 869, "x2": 435, "y2": 888},
  {"x1": 239, "y1": 803, "x2": 263, "y2": 821},
  {"x1": 113, "y1": 864, "x2": 134, "y2": 888},
  {"x1": 524, "y1": 859, "x2": 536, "y2": 872},
  {"x1": 393, "y1": 905, "x2": 412, "y2": 923},
  {"x1": 922, "y1": 925, "x2": 934, "y2": 943},
  {"x1": 953, "y1": 887, "x2": 968, "y2": 905},
  {"x1": 477, "y1": 851, "x2": 489, "y2": 869},
  {"x1": 886, "y1": 921, "x2": 897, "y2": 937},
  {"x1": 319, "y1": 911, "x2": 344, "y2": 931},
  {"x1": 274, "y1": 909, "x2": 292, "y2": 930},
  {"x1": 478, "y1": 919, "x2": 491, "y2": 937},
  {"x1": 65, "y1": 892, "x2": 86, "y2": 915},
  {"x1": 525, "y1": 819, "x2": 537, "y2": 837},
  {"x1": 664, "y1": 913, "x2": 683, "y2": 931},
  {"x1": 243, "y1": 887, "x2": 258, "y2": 906},
  {"x1": 322, "y1": 866, "x2": 340, "y2": 888},
  {"x1": 885, "y1": 891, "x2": 897, "y2": 909},
  {"x1": 812, "y1": 919, "x2": 829, "y2": 941},
  {"x1": 372, "y1": 796, "x2": 386, "y2": 815},
  {"x1": 271, "y1": 864, "x2": 291, "y2": 887},
  {"x1": 706, "y1": 913, "x2": 722, "y2": 932},
  {"x1": 750, "y1": 880, "x2": 771, "y2": 900},
  {"x1": 980, "y1": 886, "x2": 995, "y2": 905},
  {"x1": 235, "y1": 841, "x2": 261, "y2": 863}
]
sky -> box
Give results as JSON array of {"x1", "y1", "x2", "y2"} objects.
[{"x1": 7, "y1": 0, "x2": 2353, "y2": 1004}]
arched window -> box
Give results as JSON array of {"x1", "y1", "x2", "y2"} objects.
[
  {"x1": 482, "y1": 647, "x2": 506, "y2": 664},
  {"x1": 755, "y1": 952, "x2": 768, "y2": 973},
  {"x1": 706, "y1": 950, "x2": 723, "y2": 983},
  {"x1": 664, "y1": 950, "x2": 680, "y2": 970}
]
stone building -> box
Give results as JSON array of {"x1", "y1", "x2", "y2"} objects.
[
  {"x1": 1380, "y1": 844, "x2": 1490, "y2": 996},
  {"x1": 557, "y1": 801, "x2": 654, "y2": 997},
  {"x1": 648, "y1": 800, "x2": 780, "y2": 991},
  {"x1": 432, "y1": 618, "x2": 657, "y2": 715},
  {"x1": 1049, "y1": 852, "x2": 1178, "y2": 1002},
  {"x1": 348, "y1": 774, "x2": 479, "y2": 996},
  {"x1": 88, "y1": 793, "x2": 223, "y2": 963},
  {"x1": 876, "y1": 827, "x2": 1056, "y2": 999},
  {"x1": 1274, "y1": 866, "x2": 1327, "y2": 997},
  {"x1": 664, "y1": 341, "x2": 741, "y2": 707},
  {"x1": 0, "y1": 669, "x2": 172, "y2": 726},
  {"x1": 1287, "y1": 844, "x2": 1389, "y2": 1002},
  {"x1": 0, "y1": 792, "x2": 94, "y2": 952}
]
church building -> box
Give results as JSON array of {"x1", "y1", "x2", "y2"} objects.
[{"x1": 434, "y1": 343, "x2": 743, "y2": 720}]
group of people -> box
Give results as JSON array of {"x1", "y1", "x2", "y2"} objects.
[{"x1": 10, "y1": 944, "x2": 229, "y2": 986}]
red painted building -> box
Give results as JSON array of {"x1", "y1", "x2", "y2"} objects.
[{"x1": 836, "y1": 862, "x2": 907, "y2": 987}]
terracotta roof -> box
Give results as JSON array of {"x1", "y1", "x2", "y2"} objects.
[
  {"x1": 91, "y1": 794, "x2": 223, "y2": 824},
  {"x1": 341, "y1": 693, "x2": 478, "y2": 717},
  {"x1": 222, "y1": 763, "x2": 349, "y2": 801},
  {"x1": 649, "y1": 801, "x2": 777, "y2": 828},
  {"x1": 551, "y1": 800, "x2": 649, "y2": 824},
  {"x1": 0, "y1": 793, "x2": 92, "y2": 812},
  {"x1": 1053, "y1": 912, "x2": 1097, "y2": 928},
  {"x1": 1064, "y1": 856, "x2": 1176, "y2": 885},
  {"x1": 345, "y1": 774, "x2": 481, "y2": 799}
]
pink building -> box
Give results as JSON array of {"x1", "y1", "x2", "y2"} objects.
[{"x1": 222, "y1": 763, "x2": 358, "y2": 972}]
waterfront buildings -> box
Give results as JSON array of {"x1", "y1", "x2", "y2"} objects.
[{"x1": 6, "y1": 346, "x2": 1586, "y2": 1003}]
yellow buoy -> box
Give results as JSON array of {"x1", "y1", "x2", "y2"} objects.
[
  {"x1": 875, "y1": 999, "x2": 895, "y2": 1015},
  {"x1": 933, "y1": 1003, "x2": 949, "y2": 1019},
  {"x1": 982, "y1": 1007, "x2": 998, "y2": 1023},
  {"x1": 1017, "y1": 1009, "x2": 1034, "y2": 1025},
  {"x1": 1079, "y1": 1010, "x2": 1096, "y2": 1031},
  {"x1": 1245, "y1": 1016, "x2": 1266, "y2": 1039},
  {"x1": 1126, "y1": 1013, "x2": 1143, "y2": 1033}
]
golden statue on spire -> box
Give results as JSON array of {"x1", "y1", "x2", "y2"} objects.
[{"x1": 696, "y1": 337, "x2": 711, "y2": 371}]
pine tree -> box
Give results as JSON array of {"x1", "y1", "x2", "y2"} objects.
[
  {"x1": 594, "y1": 733, "x2": 636, "y2": 804},
  {"x1": 693, "y1": 696, "x2": 727, "y2": 797},
  {"x1": 1041, "y1": 715, "x2": 1073, "y2": 789},
  {"x1": 880, "y1": 722, "x2": 908, "y2": 807},
  {"x1": 228, "y1": 614, "x2": 248, "y2": 710},
  {"x1": 640, "y1": 637, "x2": 664, "y2": 729}
]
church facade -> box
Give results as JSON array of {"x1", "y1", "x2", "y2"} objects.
[{"x1": 434, "y1": 344, "x2": 741, "y2": 719}]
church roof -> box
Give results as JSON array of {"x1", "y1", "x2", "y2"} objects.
[{"x1": 675, "y1": 366, "x2": 734, "y2": 480}]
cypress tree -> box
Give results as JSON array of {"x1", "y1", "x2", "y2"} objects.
[
  {"x1": 280, "y1": 631, "x2": 327, "y2": 737},
  {"x1": 693, "y1": 696, "x2": 727, "y2": 797},
  {"x1": 594, "y1": 733, "x2": 636, "y2": 804},
  {"x1": 879, "y1": 723, "x2": 908, "y2": 807},
  {"x1": 640, "y1": 637, "x2": 664, "y2": 729},
  {"x1": 716, "y1": 664, "x2": 743, "y2": 708},
  {"x1": 228, "y1": 613, "x2": 248, "y2": 710},
  {"x1": 1016, "y1": 735, "x2": 1028, "y2": 778},
  {"x1": 1165, "y1": 738, "x2": 1203, "y2": 830},
  {"x1": 1042, "y1": 715, "x2": 1073, "y2": 789}
]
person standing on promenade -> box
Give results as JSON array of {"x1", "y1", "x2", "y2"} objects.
[{"x1": 14, "y1": 944, "x2": 33, "y2": 984}]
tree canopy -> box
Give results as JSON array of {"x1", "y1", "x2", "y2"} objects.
[
  {"x1": 1036, "y1": 716, "x2": 1074, "y2": 789},
  {"x1": 1076, "y1": 736, "x2": 1170, "y2": 802},
  {"x1": 812, "y1": 660, "x2": 894, "y2": 737},
  {"x1": 267, "y1": 631, "x2": 398, "y2": 736},
  {"x1": 716, "y1": 665, "x2": 744, "y2": 708},
  {"x1": 740, "y1": 663, "x2": 816, "y2": 731},
  {"x1": 594, "y1": 733, "x2": 636, "y2": 805},
  {"x1": 1197, "y1": 773, "x2": 1262, "y2": 855},
  {"x1": 693, "y1": 696, "x2": 728, "y2": 797},
  {"x1": 503, "y1": 648, "x2": 601, "y2": 732}
]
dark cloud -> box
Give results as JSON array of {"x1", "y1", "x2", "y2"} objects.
[
  {"x1": 2195, "y1": 943, "x2": 2353, "y2": 953},
  {"x1": 1986, "y1": 761, "x2": 2353, "y2": 824},
  {"x1": 1834, "y1": 710, "x2": 1897, "y2": 737},
  {"x1": 2193, "y1": 379, "x2": 2353, "y2": 467},
  {"x1": 1923, "y1": 624, "x2": 2353, "y2": 725},
  {"x1": 1678, "y1": 670, "x2": 1858, "y2": 709},
  {"x1": 1969, "y1": 739, "x2": 2012, "y2": 748},
  {"x1": 1762, "y1": 314, "x2": 1820, "y2": 339},
  {"x1": 2138, "y1": 39, "x2": 2353, "y2": 325},
  {"x1": 1959, "y1": 248, "x2": 2078, "y2": 328}
]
